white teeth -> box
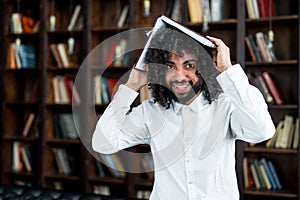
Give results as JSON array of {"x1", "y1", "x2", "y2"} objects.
[{"x1": 176, "y1": 85, "x2": 187, "y2": 89}]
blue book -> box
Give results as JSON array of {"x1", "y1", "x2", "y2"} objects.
[
  {"x1": 267, "y1": 160, "x2": 283, "y2": 190},
  {"x1": 260, "y1": 158, "x2": 277, "y2": 190},
  {"x1": 18, "y1": 44, "x2": 36, "y2": 68}
]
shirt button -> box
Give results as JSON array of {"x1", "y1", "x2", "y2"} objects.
[{"x1": 188, "y1": 181, "x2": 193, "y2": 184}]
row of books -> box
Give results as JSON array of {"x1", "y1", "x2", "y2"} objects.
[
  {"x1": 12, "y1": 142, "x2": 33, "y2": 173},
  {"x1": 265, "y1": 115, "x2": 299, "y2": 149},
  {"x1": 248, "y1": 71, "x2": 284, "y2": 105},
  {"x1": 53, "y1": 113, "x2": 79, "y2": 140},
  {"x1": 50, "y1": 43, "x2": 75, "y2": 68},
  {"x1": 246, "y1": 0, "x2": 275, "y2": 19},
  {"x1": 245, "y1": 32, "x2": 277, "y2": 63},
  {"x1": 136, "y1": 190, "x2": 151, "y2": 199},
  {"x1": 243, "y1": 157, "x2": 282, "y2": 190},
  {"x1": 94, "y1": 154, "x2": 126, "y2": 179},
  {"x1": 92, "y1": 185, "x2": 111, "y2": 196},
  {"x1": 49, "y1": 4, "x2": 83, "y2": 32},
  {"x1": 7, "y1": 42, "x2": 36, "y2": 69},
  {"x1": 52, "y1": 147, "x2": 78, "y2": 175},
  {"x1": 10, "y1": 12, "x2": 38, "y2": 34},
  {"x1": 94, "y1": 76, "x2": 118, "y2": 105},
  {"x1": 106, "y1": 39, "x2": 129, "y2": 67},
  {"x1": 186, "y1": 0, "x2": 223, "y2": 23},
  {"x1": 52, "y1": 75, "x2": 81, "y2": 104}
]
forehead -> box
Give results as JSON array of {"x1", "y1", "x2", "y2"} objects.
[{"x1": 168, "y1": 50, "x2": 197, "y2": 61}]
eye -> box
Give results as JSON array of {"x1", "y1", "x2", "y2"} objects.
[
  {"x1": 185, "y1": 63, "x2": 196, "y2": 69},
  {"x1": 166, "y1": 64, "x2": 175, "y2": 70}
]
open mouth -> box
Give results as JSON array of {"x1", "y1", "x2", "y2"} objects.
[{"x1": 172, "y1": 82, "x2": 191, "y2": 94}]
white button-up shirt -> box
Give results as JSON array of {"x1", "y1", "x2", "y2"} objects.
[{"x1": 92, "y1": 64, "x2": 275, "y2": 200}]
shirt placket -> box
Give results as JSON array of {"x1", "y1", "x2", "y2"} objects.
[{"x1": 182, "y1": 107, "x2": 198, "y2": 200}]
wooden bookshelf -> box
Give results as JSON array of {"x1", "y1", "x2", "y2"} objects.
[
  {"x1": 238, "y1": 1, "x2": 300, "y2": 200},
  {"x1": 0, "y1": 0, "x2": 299, "y2": 199}
]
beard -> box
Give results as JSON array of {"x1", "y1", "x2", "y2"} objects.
[{"x1": 169, "y1": 78, "x2": 203, "y2": 104}]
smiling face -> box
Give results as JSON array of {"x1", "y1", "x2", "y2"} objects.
[{"x1": 164, "y1": 51, "x2": 203, "y2": 105}]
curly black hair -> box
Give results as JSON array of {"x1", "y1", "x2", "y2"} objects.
[{"x1": 144, "y1": 27, "x2": 223, "y2": 109}]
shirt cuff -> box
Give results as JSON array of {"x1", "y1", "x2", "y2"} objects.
[
  {"x1": 216, "y1": 64, "x2": 248, "y2": 92},
  {"x1": 112, "y1": 84, "x2": 139, "y2": 107}
]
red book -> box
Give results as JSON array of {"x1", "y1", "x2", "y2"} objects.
[
  {"x1": 107, "y1": 78, "x2": 119, "y2": 98},
  {"x1": 106, "y1": 41, "x2": 117, "y2": 67},
  {"x1": 257, "y1": 0, "x2": 275, "y2": 18},
  {"x1": 261, "y1": 72, "x2": 284, "y2": 104}
]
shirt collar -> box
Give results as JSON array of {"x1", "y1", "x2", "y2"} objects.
[{"x1": 174, "y1": 92, "x2": 208, "y2": 114}]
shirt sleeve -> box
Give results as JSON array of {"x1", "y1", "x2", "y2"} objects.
[
  {"x1": 216, "y1": 64, "x2": 275, "y2": 143},
  {"x1": 92, "y1": 84, "x2": 150, "y2": 154}
]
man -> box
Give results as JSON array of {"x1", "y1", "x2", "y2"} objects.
[{"x1": 92, "y1": 27, "x2": 275, "y2": 199}]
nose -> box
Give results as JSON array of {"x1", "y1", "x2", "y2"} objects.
[{"x1": 175, "y1": 67, "x2": 188, "y2": 81}]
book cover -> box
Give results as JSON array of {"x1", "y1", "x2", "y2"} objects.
[
  {"x1": 257, "y1": 0, "x2": 275, "y2": 18},
  {"x1": 261, "y1": 71, "x2": 285, "y2": 104},
  {"x1": 21, "y1": 145, "x2": 32, "y2": 172},
  {"x1": 259, "y1": 161, "x2": 272, "y2": 189},
  {"x1": 243, "y1": 157, "x2": 249, "y2": 188},
  {"x1": 58, "y1": 113, "x2": 78, "y2": 139},
  {"x1": 249, "y1": 162, "x2": 261, "y2": 189},
  {"x1": 292, "y1": 118, "x2": 299, "y2": 149},
  {"x1": 187, "y1": 0, "x2": 203, "y2": 23},
  {"x1": 134, "y1": 15, "x2": 216, "y2": 71},
  {"x1": 247, "y1": 34, "x2": 263, "y2": 62},
  {"x1": 253, "y1": 158, "x2": 266, "y2": 189},
  {"x1": 22, "y1": 113, "x2": 35, "y2": 137},
  {"x1": 106, "y1": 41, "x2": 118, "y2": 67},
  {"x1": 245, "y1": 36, "x2": 257, "y2": 62},
  {"x1": 18, "y1": 44, "x2": 36, "y2": 68},
  {"x1": 267, "y1": 160, "x2": 283, "y2": 190},
  {"x1": 67, "y1": 5, "x2": 81, "y2": 31},
  {"x1": 260, "y1": 157, "x2": 277, "y2": 190},
  {"x1": 117, "y1": 4, "x2": 129, "y2": 28},
  {"x1": 210, "y1": 0, "x2": 223, "y2": 21},
  {"x1": 50, "y1": 43, "x2": 64, "y2": 68},
  {"x1": 255, "y1": 72, "x2": 274, "y2": 104},
  {"x1": 255, "y1": 32, "x2": 272, "y2": 62}
]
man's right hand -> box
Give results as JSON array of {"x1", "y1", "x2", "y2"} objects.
[{"x1": 125, "y1": 65, "x2": 149, "y2": 91}]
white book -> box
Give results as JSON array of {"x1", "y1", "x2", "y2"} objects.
[
  {"x1": 252, "y1": 0, "x2": 260, "y2": 18},
  {"x1": 57, "y1": 43, "x2": 70, "y2": 67},
  {"x1": 57, "y1": 76, "x2": 70, "y2": 104},
  {"x1": 11, "y1": 13, "x2": 23, "y2": 33},
  {"x1": 52, "y1": 76, "x2": 60, "y2": 103},
  {"x1": 135, "y1": 15, "x2": 216, "y2": 71},
  {"x1": 12, "y1": 142, "x2": 21, "y2": 171},
  {"x1": 210, "y1": 0, "x2": 223, "y2": 21},
  {"x1": 259, "y1": 163, "x2": 272, "y2": 190},
  {"x1": 243, "y1": 157, "x2": 249, "y2": 188},
  {"x1": 117, "y1": 4, "x2": 129, "y2": 28},
  {"x1": 292, "y1": 118, "x2": 299, "y2": 149},
  {"x1": 250, "y1": 163, "x2": 261, "y2": 189},
  {"x1": 277, "y1": 115, "x2": 294, "y2": 148},
  {"x1": 67, "y1": 5, "x2": 81, "y2": 31}
]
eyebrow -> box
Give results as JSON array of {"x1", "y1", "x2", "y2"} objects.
[{"x1": 165, "y1": 59, "x2": 198, "y2": 65}]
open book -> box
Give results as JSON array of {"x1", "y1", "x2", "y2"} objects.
[{"x1": 135, "y1": 15, "x2": 216, "y2": 71}]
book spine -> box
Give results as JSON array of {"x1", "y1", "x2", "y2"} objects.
[
  {"x1": 267, "y1": 160, "x2": 283, "y2": 190},
  {"x1": 260, "y1": 158, "x2": 277, "y2": 189},
  {"x1": 261, "y1": 72, "x2": 284, "y2": 104}
]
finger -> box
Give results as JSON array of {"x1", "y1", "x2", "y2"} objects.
[{"x1": 206, "y1": 35, "x2": 226, "y2": 47}]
